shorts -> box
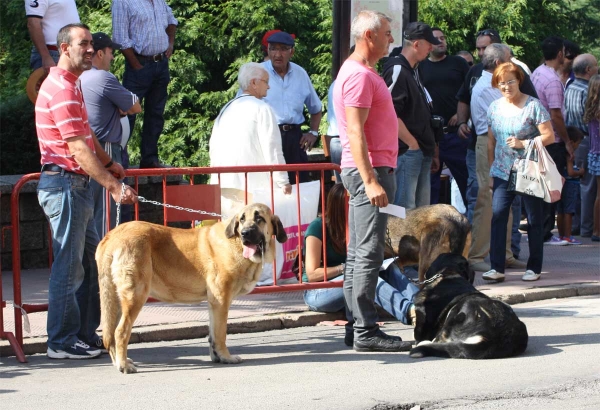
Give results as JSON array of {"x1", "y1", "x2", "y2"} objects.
[{"x1": 556, "y1": 179, "x2": 579, "y2": 215}]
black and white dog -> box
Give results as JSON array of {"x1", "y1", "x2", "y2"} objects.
[{"x1": 410, "y1": 253, "x2": 528, "y2": 359}]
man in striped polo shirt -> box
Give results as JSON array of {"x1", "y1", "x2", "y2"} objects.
[{"x1": 35, "y1": 23, "x2": 138, "y2": 360}]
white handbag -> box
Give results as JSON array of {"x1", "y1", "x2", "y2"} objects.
[
  {"x1": 534, "y1": 137, "x2": 565, "y2": 203},
  {"x1": 507, "y1": 139, "x2": 545, "y2": 199}
]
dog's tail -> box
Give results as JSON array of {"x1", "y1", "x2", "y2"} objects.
[{"x1": 97, "y1": 244, "x2": 120, "y2": 359}]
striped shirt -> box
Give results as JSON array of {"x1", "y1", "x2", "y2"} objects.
[
  {"x1": 564, "y1": 78, "x2": 589, "y2": 134},
  {"x1": 112, "y1": 0, "x2": 178, "y2": 56},
  {"x1": 35, "y1": 67, "x2": 94, "y2": 174},
  {"x1": 531, "y1": 64, "x2": 565, "y2": 143}
]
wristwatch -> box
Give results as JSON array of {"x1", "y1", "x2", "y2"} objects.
[{"x1": 308, "y1": 130, "x2": 319, "y2": 137}]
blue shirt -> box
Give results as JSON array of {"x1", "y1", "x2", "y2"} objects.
[
  {"x1": 487, "y1": 96, "x2": 551, "y2": 180},
  {"x1": 112, "y1": 0, "x2": 178, "y2": 56},
  {"x1": 326, "y1": 81, "x2": 339, "y2": 136},
  {"x1": 261, "y1": 60, "x2": 322, "y2": 125}
]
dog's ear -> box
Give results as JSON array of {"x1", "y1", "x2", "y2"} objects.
[
  {"x1": 271, "y1": 215, "x2": 287, "y2": 243},
  {"x1": 225, "y1": 214, "x2": 239, "y2": 239}
]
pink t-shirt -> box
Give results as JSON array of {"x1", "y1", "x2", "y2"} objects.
[
  {"x1": 333, "y1": 60, "x2": 398, "y2": 169},
  {"x1": 531, "y1": 64, "x2": 565, "y2": 143}
]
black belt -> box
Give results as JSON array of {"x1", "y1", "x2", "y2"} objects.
[
  {"x1": 135, "y1": 52, "x2": 166, "y2": 62},
  {"x1": 279, "y1": 124, "x2": 300, "y2": 132},
  {"x1": 41, "y1": 164, "x2": 89, "y2": 180}
]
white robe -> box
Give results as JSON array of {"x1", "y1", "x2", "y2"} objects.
[{"x1": 209, "y1": 94, "x2": 289, "y2": 191}]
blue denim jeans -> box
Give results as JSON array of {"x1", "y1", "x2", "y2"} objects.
[
  {"x1": 430, "y1": 132, "x2": 469, "y2": 205},
  {"x1": 37, "y1": 171, "x2": 101, "y2": 350},
  {"x1": 341, "y1": 166, "x2": 396, "y2": 339},
  {"x1": 329, "y1": 137, "x2": 342, "y2": 182},
  {"x1": 30, "y1": 47, "x2": 59, "y2": 70},
  {"x1": 394, "y1": 149, "x2": 432, "y2": 209},
  {"x1": 465, "y1": 148, "x2": 477, "y2": 224},
  {"x1": 490, "y1": 178, "x2": 544, "y2": 274},
  {"x1": 123, "y1": 58, "x2": 170, "y2": 166},
  {"x1": 303, "y1": 265, "x2": 417, "y2": 325},
  {"x1": 511, "y1": 196, "x2": 522, "y2": 259}
]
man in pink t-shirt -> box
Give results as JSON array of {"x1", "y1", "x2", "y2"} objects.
[
  {"x1": 333, "y1": 10, "x2": 410, "y2": 353},
  {"x1": 36, "y1": 23, "x2": 137, "y2": 360},
  {"x1": 531, "y1": 36, "x2": 573, "y2": 245}
]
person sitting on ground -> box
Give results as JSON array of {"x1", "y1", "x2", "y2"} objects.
[
  {"x1": 301, "y1": 183, "x2": 418, "y2": 331},
  {"x1": 557, "y1": 127, "x2": 586, "y2": 244}
]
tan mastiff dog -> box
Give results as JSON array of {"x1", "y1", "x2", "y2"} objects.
[{"x1": 96, "y1": 203, "x2": 287, "y2": 374}]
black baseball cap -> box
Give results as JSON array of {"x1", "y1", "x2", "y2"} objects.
[
  {"x1": 403, "y1": 22, "x2": 441, "y2": 45},
  {"x1": 92, "y1": 32, "x2": 122, "y2": 52}
]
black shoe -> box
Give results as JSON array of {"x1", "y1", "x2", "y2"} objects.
[
  {"x1": 353, "y1": 330, "x2": 412, "y2": 352},
  {"x1": 345, "y1": 328, "x2": 401, "y2": 347}
]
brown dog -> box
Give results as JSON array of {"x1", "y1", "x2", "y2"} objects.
[
  {"x1": 96, "y1": 203, "x2": 287, "y2": 374},
  {"x1": 385, "y1": 204, "x2": 471, "y2": 283}
]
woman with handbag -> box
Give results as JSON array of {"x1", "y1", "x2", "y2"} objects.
[
  {"x1": 484, "y1": 62, "x2": 555, "y2": 283},
  {"x1": 301, "y1": 183, "x2": 418, "y2": 340},
  {"x1": 583, "y1": 74, "x2": 600, "y2": 241}
]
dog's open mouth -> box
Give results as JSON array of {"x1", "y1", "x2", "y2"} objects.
[{"x1": 242, "y1": 240, "x2": 264, "y2": 259}]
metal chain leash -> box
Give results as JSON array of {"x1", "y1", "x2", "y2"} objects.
[{"x1": 115, "y1": 183, "x2": 222, "y2": 228}]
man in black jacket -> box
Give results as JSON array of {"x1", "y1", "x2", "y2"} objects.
[{"x1": 382, "y1": 22, "x2": 441, "y2": 209}]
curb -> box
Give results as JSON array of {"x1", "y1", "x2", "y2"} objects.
[{"x1": 2, "y1": 283, "x2": 598, "y2": 358}]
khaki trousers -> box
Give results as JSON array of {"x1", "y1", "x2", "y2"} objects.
[{"x1": 469, "y1": 135, "x2": 514, "y2": 265}]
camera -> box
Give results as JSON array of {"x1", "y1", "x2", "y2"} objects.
[{"x1": 431, "y1": 115, "x2": 444, "y2": 142}]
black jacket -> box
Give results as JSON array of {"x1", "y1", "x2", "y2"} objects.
[{"x1": 382, "y1": 54, "x2": 436, "y2": 157}]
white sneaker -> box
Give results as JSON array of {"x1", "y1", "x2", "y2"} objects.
[
  {"x1": 522, "y1": 270, "x2": 541, "y2": 281},
  {"x1": 47, "y1": 339, "x2": 101, "y2": 360},
  {"x1": 482, "y1": 269, "x2": 505, "y2": 282}
]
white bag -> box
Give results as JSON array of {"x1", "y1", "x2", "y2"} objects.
[
  {"x1": 508, "y1": 139, "x2": 546, "y2": 199},
  {"x1": 534, "y1": 138, "x2": 565, "y2": 203}
]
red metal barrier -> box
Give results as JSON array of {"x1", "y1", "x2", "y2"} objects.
[{"x1": 9, "y1": 163, "x2": 343, "y2": 353}]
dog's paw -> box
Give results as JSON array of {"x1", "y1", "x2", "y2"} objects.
[
  {"x1": 118, "y1": 361, "x2": 137, "y2": 374},
  {"x1": 219, "y1": 354, "x2": 243, "y2": 364},
  {"x1": 409, "y1": 348, "x2": 425, "y2": 359}
]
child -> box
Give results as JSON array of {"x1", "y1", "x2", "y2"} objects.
[
  {"x1": 583, "y1": 74, "x2": 600, "y2": 241},
  {"x1": 557, "y1": 126, "x2": 586, "y2": 244}
]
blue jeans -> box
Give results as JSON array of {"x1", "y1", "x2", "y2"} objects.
[
  {"x1": 394, "y1": 149, "x2": 432, "y2": 209},
  {"x1": 303, "y1": 265, "x2": 418, "y2": 325},
  {"x1": 575, "y1": 136, "x2": 598, "y2": 236},
  {"x1": 37, "y1": 171, "x2": 101, "y2": 350},
  {"x1": 430, "y1": 132, "x2": 468, "y2": 205},
  {"x1": 490, "y1": 178, "x2": 544, "y2": 274},
  {"x1": 123, "y1": 58, "x2": 170, "y2": 166},
  {"x1": 329, "y1": 137, "x2": 342, "y2": 182},
  {"x1": 465, "y1": 148, "x2": 477, "y2": 224},
  {"x1": 341, "y1": 166, "x2": 396, "y2": 339},
  {"x1": 30, "y1": 47, "x2": 59, "y2": 70}
]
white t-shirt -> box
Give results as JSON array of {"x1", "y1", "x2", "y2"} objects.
[
  {"x1": 209, "y1": 94, "x2": 289, "y2": 191},
  {"x1": 25, "y1": 0, "x2": 80, "y2": 45}
]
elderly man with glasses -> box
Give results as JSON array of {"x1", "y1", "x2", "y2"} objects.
[{"x1": 261, "y1": 31, "x2": 322, "y2": 184}]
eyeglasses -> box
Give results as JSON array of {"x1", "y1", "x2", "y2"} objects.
[
  {"x1": 268, "y1": 46, "x2": 292, "y2": 53},
  {"x1": 498, "y1": 79, "x2": 518, "y2": 87}
]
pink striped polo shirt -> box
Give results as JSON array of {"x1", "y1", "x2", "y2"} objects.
[{"x1": 35, "y1": 66, "x2": 95, "y2": 174}]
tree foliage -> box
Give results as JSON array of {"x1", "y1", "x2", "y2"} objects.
[{"x1": 1, "y1": 0, "x2": 598, "y2": 174}]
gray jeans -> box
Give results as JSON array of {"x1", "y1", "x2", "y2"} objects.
[{"x1": 341, "y1": 166, "x2": 396, "y2": 339}]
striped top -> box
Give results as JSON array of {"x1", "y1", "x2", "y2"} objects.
[{"x1": 35, "y1": 66, "x2": 94, "y2": 174}]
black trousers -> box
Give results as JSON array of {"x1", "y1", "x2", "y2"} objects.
[{"x1": 280, "y1": 126, "x2": 310, "y2": 184}]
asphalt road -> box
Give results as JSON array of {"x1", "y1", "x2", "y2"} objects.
[{"x1": 2, "y1": 296, "x2": 599, "y2": 410}]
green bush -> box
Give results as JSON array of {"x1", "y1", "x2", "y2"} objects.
[{"x1": 0, "y1": 95, "x2": 40, "y2": 175}]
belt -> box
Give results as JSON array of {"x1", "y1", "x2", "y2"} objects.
[
  {"x1": 279, "y1": 124, "x2": 300, "y2": 132},
  {"x1": 135, "y1": 52, "x2": 166, "y2": 62},
  {"x1": 46, "y1": 44, "x2": 58, "y2": 51},
  {"x1": 41, "y1": 164, "x2": 89, "y2": 181}
]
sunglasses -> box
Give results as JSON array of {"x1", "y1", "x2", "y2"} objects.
[{"x1": 476, "y1": 29, "x2": 499, "y2": 39}]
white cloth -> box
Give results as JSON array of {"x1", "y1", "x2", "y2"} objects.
[
  {"x1": 24, "y1": 0, "x2": 80, "y2": 45},
  {"x1": 471, "y1": 70, "x2": 502, "y2": 135},
  {"x1": 209, "y1": 94, "x2": 289, "y2": 191}
]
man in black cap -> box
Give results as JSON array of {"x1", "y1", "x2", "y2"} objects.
[
  {"x1": 261, "y1": 31, "x2": 322, "y2": 183},
  {"x1": 382, "y1": 21, "x2": 441, "y2": 210},
  {"x1": 81, "y1": 32, "x2": 141, "y2": 240}
]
